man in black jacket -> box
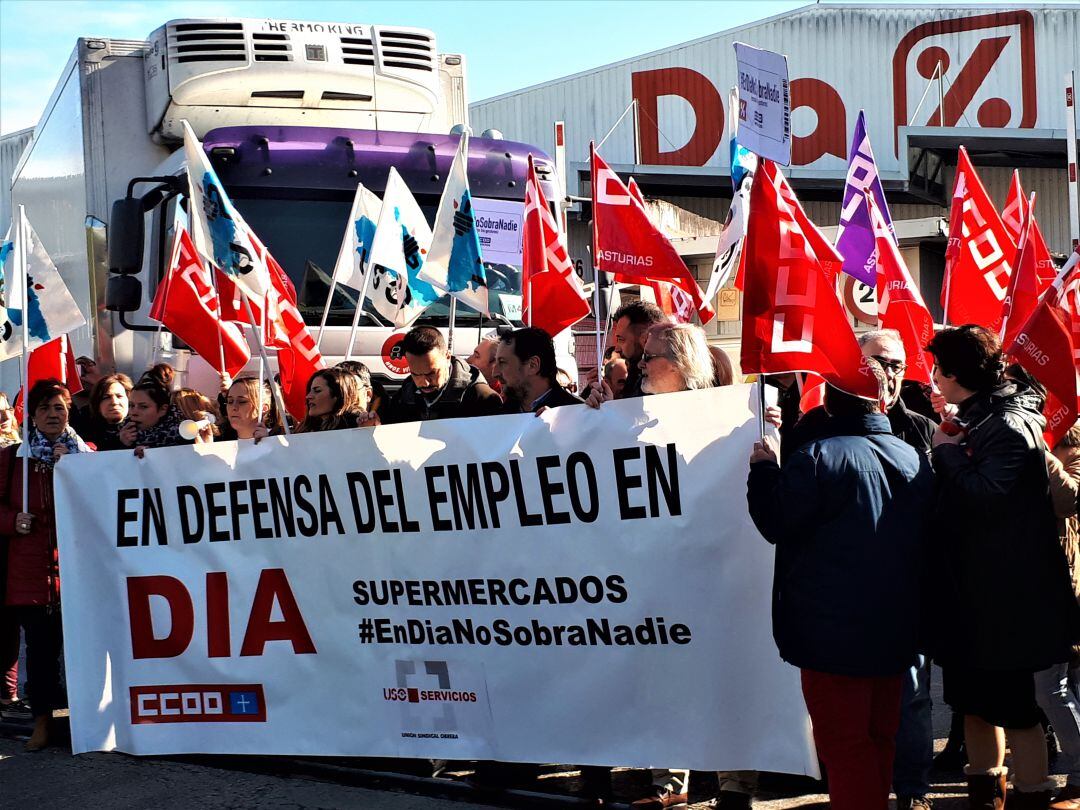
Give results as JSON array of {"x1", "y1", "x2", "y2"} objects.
[
  {"x1": 748, "y1": 370, "x2": 934, "y2": 810},
  {"x1": 493, "y1": 327, "x2": 583, "y2": 413},
  {"x1": 384, "y1": 327, "x2": 503, "y2": 423}
]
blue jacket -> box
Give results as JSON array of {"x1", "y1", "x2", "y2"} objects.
[{"x1": 748, "y1": 413, "x2": 934, "y2": 677}]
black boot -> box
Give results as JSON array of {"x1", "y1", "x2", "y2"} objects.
[{"x1": 965, "y1": 766, "x2": 1007, "y2": 810}]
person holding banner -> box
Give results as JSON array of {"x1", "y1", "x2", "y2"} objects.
[
  {"x1": 927, "y1": 325, "x2": 1080, "y2": 810},
  {"x1": 0, "y1": 379, "x2": 93, "y2": 750},
  {"x1": 385, "y1": 327, "x2": 502, "y2": 423},
  {"x1": 121, "y1": 380, "x2": 185, "y2": 454},
  {"x1": 493, "y1": 327, "x2": 583, "y2": 414},
  {"x1": 747, "y1": 363, "x2": 934, "y2": 810},
  {"x1": 296, "y1": 367, "x2": 377, "y2": 433},
  {"x1": 81, "y1": 374, "x2": 133, "y2": 451},
  {"x1": 609, "y1": 301, "x2": 665, "y2": 399},
  {"x1": 220, "y1": 376, "x2": 285, "y2": 441}
]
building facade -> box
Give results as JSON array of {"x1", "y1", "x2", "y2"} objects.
[{"x1": 471, "y1": 3, "x2": 1080, "y2": 365}]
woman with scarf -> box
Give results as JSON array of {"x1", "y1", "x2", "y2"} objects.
[
  {"x1": 80, "y1": 374, "x2": 132, "y2": 451},
  {"x1": 0, "y1": 379, "x2": 92, "y2": 750},
  {"x1": 119, "y1": 380, "x2": 185, "y2": 455}
]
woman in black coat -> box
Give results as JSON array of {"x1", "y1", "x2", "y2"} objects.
[{"x1": 928, "y1": 325, "x2": 1080, "y2": 808}]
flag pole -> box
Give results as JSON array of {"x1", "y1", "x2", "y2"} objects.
[
  {"x1": 447, "y1": 296, "x2": 458, "y2": 353},
  {"x1": 589, "y1": 142, "x2": 604, "y2": 375},
  {"x1": 211, "y1": 264, "x2": 228, "y2": 382},
  {"x1": 240, "y1": 292, "x2": 291, "y2": 436},
  {"x1": 256, "y1": 293, "x2": 267, "y2": 420},
  {"x1": 344, "y1": 253, "x2": 375, "y2": 361},
  {"x1": 316, "y1": 273, "x2": 340, "y2": 351},
  {"x1": 17, "y1": 206, "x2": 29, "y2": 513},
  {"x1": 757, "y1": 375, "x2": 767, "y2": 442}
]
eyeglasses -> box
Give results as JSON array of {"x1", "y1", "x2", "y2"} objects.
[
  {"x1": 871, "y1": 355, "x2": 907, "y2": 374},
  {"x1": 640, "y1": 351, "x2": 670, "y2": 364}
]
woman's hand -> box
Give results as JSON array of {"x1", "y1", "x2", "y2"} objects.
[
  {"x1": 52, "y1": 443, "x2": 69, "y2": 462},
  {"x1": 750, "y1": 435, "x2": 779, "y2": 465},
  {"x1": 14, "y1": 512, "x2": 33, "y2": 535},
  {"x1": 133, "y1": 445, "x2": 147, "y2": 459},
  {"x1": 764, "y1": 405, "x2": 783, "y2": 429},
  {"x1": 195, "y1": 424, "x2": 214, "y2": 444},
  {"x1": 252, "y1": 424, "x2": 269, "y2": 445},
  {"x1": 119, "y1": 422, "x2": 138, "y2": 447}
]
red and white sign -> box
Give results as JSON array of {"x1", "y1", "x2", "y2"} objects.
[{"x1": 381, "y1": 332, "x2": 409, "y2": 375}]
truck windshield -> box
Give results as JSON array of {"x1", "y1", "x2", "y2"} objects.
[{"x1": 232, "y1": 196, "x2": 522, "y2": 328}]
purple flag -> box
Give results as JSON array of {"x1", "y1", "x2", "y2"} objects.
[{"x1": 835, "y1": 111, "x2": 894, "y2": 286}]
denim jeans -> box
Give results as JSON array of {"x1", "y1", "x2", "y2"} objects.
[
  {"x1": 1034, "y1": 663, "x2": 1080, "y2": 787},
  {"x1": 893, "y1": 655, "x2": 933, "y2": 799}
]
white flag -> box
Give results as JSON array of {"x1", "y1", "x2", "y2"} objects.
[
  {"x1": 182, "y1": 120, "x2": 270, "y2": 299},
  {"x1": 332, "y1": 183, "x2": 382, "y2": 291},
  {"x1": 0, "y1": 215, "x2": 86, "y2": 362},
  {"x1": 418, "y1": 133, "x2": 490, "y2": 315},
  {"x1": 366, "y1": 168, "x2": 439, "y2": 326}
]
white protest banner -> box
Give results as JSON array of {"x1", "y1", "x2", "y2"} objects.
[
  {"x1": 733, "y1": 43, "x2": 791, "y2": 166},
  {"x1": 54, "y1": 385, "x2": 816, "y2": 774},
  {"x1": 472, "y1": 198, "x2": 524, "y2": 267}
]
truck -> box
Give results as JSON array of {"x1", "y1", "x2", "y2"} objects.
[{"x1": 5, "y1": 17, "x2": 575, "y2": 394}]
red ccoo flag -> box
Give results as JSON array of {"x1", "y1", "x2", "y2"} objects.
[
  {"x1": 249, "y1": 234, "x2": 325, "y2": 420},
  {"x1": 741, "y1": 160, "x2": 878, "y2": 398},
  {"x1": 12, "y1": 335, "x2": 82, "y2": 423},
  {"x1": 627, "y1": 178, "x2": 697, "y2": 323},
  {"x1": 942, "y1": 147, "x2": 1015, "y2": 330},
  {"x1": 150, "y1": 226, "x2": 251, "y2": 376},
  {"x1": 1002, "y1": 171, "x2": 1058, "y2": 290},
  {"x1": 1007, "y1": 260, "x2": 1080, "y2": 447},
  {"x1": 591, "y1": 145, "x2": 713, "y2": 323},
  {"x1": 521, "y1": 155, "x2": 590, "y2": 336},
  {"x1": 1000, "y1": 193, "x2": 1045, "y2": 354},
  {"x1": 867, "y1": 192, "x2": 935, "y2": 386}
]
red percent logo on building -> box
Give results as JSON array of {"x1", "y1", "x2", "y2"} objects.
[{"x1": 382, "y1": 333, "x2": 410, "y2": 375}]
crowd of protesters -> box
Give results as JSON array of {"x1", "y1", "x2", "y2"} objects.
[{"x1": 2, "y1": 304, "x2": 1080, "y2": 810}]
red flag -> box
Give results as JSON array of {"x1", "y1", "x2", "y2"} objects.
[
  {"x1": 249, "y1": 234, "x2": 325, "y2": 420},
  {"x1": 1000, "y1": 193, "x2": 1046, "y2": 354},
  {"x1": 150, "y1": 227, "x2": 251, "y2": 376},
  {"x1": 521, "y1": 155, "x2": 590, "y2": 335},
  {"x1": 626, "y1": 178, "x2": 697, "y2": 323},
  {"x1": 13, "y1": 335, "x2": 83, "y2": 423},
  {"x1": 1002, "y1": 171, "x2": 1058, "y2": 290},
  {"x1": 798, "y1": 372, "x2": 827, "y2": 413},
  {"x1": 591, "y1": 146, "x2": 714, "y2": 323},
  {"x1": 867, "y1": 193, "x2": 935, "y2": 386},
  {"x1": 1007, "y1": 263, "x2": 1080, "y2": 447},
  {"x1": 741, "y1": 160, "x2": 878, "y2": 398},
  {"x1": 942, "y1": 147, "x2": 1015, "y2": 330}
]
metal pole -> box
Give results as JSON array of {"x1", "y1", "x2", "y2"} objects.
[
  {"x1": 937, "y1": 61, "x2": 945, "y2": 127},
  {"x1": 597, "y1": 100, "x2": 639, "y2": 152},
  {"x1": 240, "y1": 292, "x2": 291, "y2": 436},
  {"x1": 447, "y1": 297, "x2": 457, "y2": 354},
  {"x1": 344, "y1": 255, "x2": 375, "y2": 361},
  {"x1": 589, "y1": 142, "x2": 603, "y2": 375},
  {"x1": 17, "y1": 206, "x2": 29, "y2": 512},
  {"x1": 316, "y1": 273, "x2": 340, "y2": 351},
  {"x1": 756, "y1": 375, "x2": 767, "y2": 442},
  {"x1": 1066, "y1": 70, "x2": 1079, "y2": 251},
  {"x1": 631, "y1": 99, "x2": 642, "y2": 166}
]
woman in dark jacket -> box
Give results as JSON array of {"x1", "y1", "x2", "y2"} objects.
[
  {"x1": 928, "y1": 325, "x2": 1080, "y2": 809},
  {"x1": 80, "y1": 373, "x2": 132, "y2": 451},
  {"x1": 0, "y1": 379, "x2": 93, "y2": 750}
]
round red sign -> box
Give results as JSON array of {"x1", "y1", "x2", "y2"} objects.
[{"x1": 382, "y1": 333, "x2": 410, "y2": 375}]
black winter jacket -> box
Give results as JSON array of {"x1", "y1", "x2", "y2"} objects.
[
  {"x1": 385, "y1": 357, "x2": 504, "y2": 423},
  {"x1": 929, "y1": 381, "x2": 1080, "y2": 671},
  {"x1": 748, "y1": 413, "x2": 934, "y2": 676}
]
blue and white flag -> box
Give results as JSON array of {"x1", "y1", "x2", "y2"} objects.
[
  {"x1": 366, "y1": 168, "x2": 439, "y2": 326},
  {"x1": 332, "y1": 182, "x2": 382, "y2": 292},
  {"x1": 0, "y1": 215, "x2": 86, "y2": 362},
  {"x1": 705, "y1": 87, "x2": 758, "y2": 301},
  {"x1": 182, "y1": 121, "x2": 270, "y2": 299},
  {"x1": 835, "y1": 111, "x2": 895, "y2": 286},
  {"x1": 418, "y1": 133, "x2": 489, "y2": 316}
]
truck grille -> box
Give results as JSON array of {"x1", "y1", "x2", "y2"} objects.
[
  {"x1": 171, "y1": 22, "x2": 246, "y2": 64},
  {"x1": 340, "y1": 36, "x2": 374, "y2": 67},
  {"x1": 377, "y1": 30, "x2": 434, "y2": 72},
  {"x1": 252, "y1": 32, "x2": 292, "y2": 62}
]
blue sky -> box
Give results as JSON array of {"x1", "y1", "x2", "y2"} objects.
[{"x1": 0, "y1": 0, "x2": 814, "y2": 135}]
